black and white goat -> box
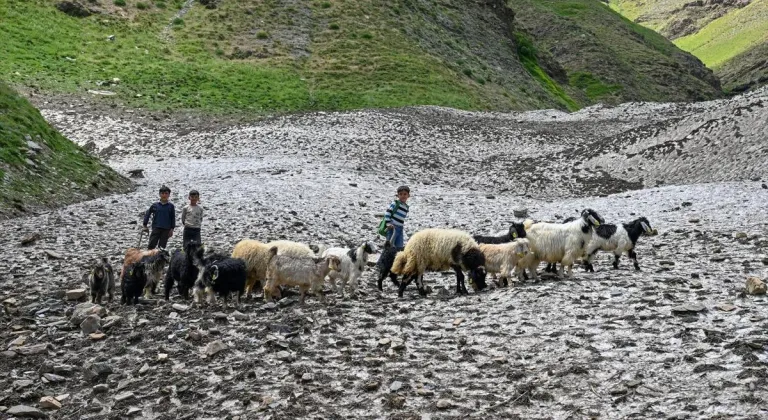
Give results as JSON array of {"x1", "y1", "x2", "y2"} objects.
[
  {"x1": 322, "y1": 242, "x2": 375, "y2": 296},
  {"x1": 88, "y1": 257, "x2": 115, "y2": 304},
  {"x1": 194, "y1": 257, "x2": 246, "y2": 308},
  {"x1": 584, "y1": 217, "x2": 655, "y2": 272},
  {"x1": 121, "y1": 261, "x2": 148, "y2": 305},
  {"x1": 164, "y1": 241, "x2": 204, "y2": 301},
  {"x1": 522, "y1": 209, "x2": 604, "y2": 279},
  {"x1": 472, "y1": 222, "x2": 527, "y2": 244}
]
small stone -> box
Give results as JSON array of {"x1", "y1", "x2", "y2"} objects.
[
  {"x1": 21, "y1": 233, "x2": 41, "y2": 246},
  {"x1": 157, "y1": 353, "x2": 169, "y2": 362},
  {"x1": 378, "y1": 338, "x2": 391, "y2": 346},
  {"x1": 716, "y1": 303, "x2": 737, "y2": 312},
  {"x1": 40, "y1": 396, "x2": 62, "y2": 409},
  {"x1": 8, "y1": 335, "x2": 26, "y2": 347},
  {"x1": 762, "y1": 257, "x2": 768, "y2": 266},
  {"x1": 689, "y1": 281, "x2": 703, "y2": 290},
  {"x1": 453, "y1": 318, "x2": 464, "y2": 327},
  {"x1": 44, "y1": 250, "x2": 64, "y2": 259},
  {"x1": 204, "y1": 340, "x2": 228, "y2": 357},
  {"x1": 70, "y1": 303, "x2": 107, "y2": 325},
  {"x1": 6, "y1": 405, "x2": 46, "y2": 418},
  {"x1": 746, "y1": 276, "x2": 767, "y2": 295},
  {"x1": 710, "y1": 256, "x2": 726, "y2": 262},
  {"x1": 212, "y1": 312, "x2": 228, "y2": 320},
  {"x1": 80, "y1": 314, "x2": 102, "y2": 335},
  {"x1": 301, "y1": 373, "x2": 313, "y2": 382},
  {"x1": 139, "y1": 363, "x2": 150, "y2": 375},
  {"x1": 671, "y1": 303, "x2": 706, "y2": 314},
  {"x1": 389, "y1": 380, "x2": 403, "y2": 392},
  {"x1": 42, "y1": 373, "x2": 67, "y2": 383},
  {"x1": 127, "y1": 407, "x2": 142, "y2": 415},
  {"x1": 102, "y1": 315, "x2": 122, "y2": 329},
  {"x1": 172, "y1": 303, "x2": 189, "y2": 312},
  {"x1": 13, "y1": 379, "x2": 34, "y2": 389},
  {"x1": 436, "y1": 399, "x2": 452, "y2": 409},
  {"x1": 89, "y1": 333, "x2": 106, "y2": 340},
  {"x1": 66, "y1": 289, "x2": 87, "y2": 301},
  {"x1": 15, "y1": 343, "x2": 48, "y2": 355},
  {"x1": 2, "y1": 350, "x2": 18, "y2": 359},
  {"x1": 115, "y1": 391, "x2": 135, "y2": 402},
  {"x1": 390, "y1": 339, "x2": 406, "y2": 351},
  {"x1": 734, "y1": 232, "x2": 748, "y2": 239},
  {"x1": 363, "y1": 380, "x2": 380, "y2": 391},
  {"x1": 55, "y1": 394, "x2": 70, "y2": 402},
  {"x1": 513, "y1": 208, "x2": 529, "y2": 218},
  {"x1": 231, "y1": 311, "x2": 249, "y2": 321},
  {"x1": 276, "y1": 351, "x2": 294, "y2": 362},
  {"x1": 93, "y1": 384, "x2": 109, "y2": 393},
  {"x1": 610, "y1": 386, "x2": 628, "y2": 396},
  {"x1": 658, "y1": 261, "x2": 675, "y2": 266},
  {"x1": 688, "y1": 218, "x2": 700, "y2": 223}
]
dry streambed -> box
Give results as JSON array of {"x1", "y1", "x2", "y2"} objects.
[{"x1": 1, "y1": 91, "x2": 767, "y2": 419}]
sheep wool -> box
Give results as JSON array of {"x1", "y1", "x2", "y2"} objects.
[{"x1": 391, "y1": 228, "x2": 487, "y2": 297}]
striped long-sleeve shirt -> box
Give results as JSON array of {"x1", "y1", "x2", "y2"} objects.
[{"x1": 384, "y1": 200, "x2": 409, "y2": 227}]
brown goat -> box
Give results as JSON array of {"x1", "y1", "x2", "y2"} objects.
[{"x1": 121, "y1": 248, "x2": 170, "y2": 298}]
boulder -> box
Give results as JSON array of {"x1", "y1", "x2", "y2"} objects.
[
  {"x1": 56, "y1": 1, "x2": 93, "y2": 17},
  {"x1": 70, "y1": 302, "x2": 107, "y2": 325},
  {"x1": 746, "y1": 276, "x2": 767, "y2": 295}
]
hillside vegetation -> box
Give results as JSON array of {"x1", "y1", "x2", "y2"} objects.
[
  {"x1": 0, "y1": 82, "x2": 132, "y2": 218},
  {"x1": 0, "y1": 0, "x2": 721, "y2": 115},
  {"x1": 609, "y1": 0, "x2": 768, "y2": 92}
]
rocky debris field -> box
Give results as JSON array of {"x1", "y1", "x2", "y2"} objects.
[{"x1": 1, "y1": 89, "x2": 767, "y2": 419}]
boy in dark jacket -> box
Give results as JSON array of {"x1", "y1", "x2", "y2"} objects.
[{"x1": 142, "y1": 185, "x2": 176, "y2": 249}]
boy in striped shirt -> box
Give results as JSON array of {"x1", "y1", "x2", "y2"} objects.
[{"x1": 384, "y1": 185, "x2": 410, "y2": 249}]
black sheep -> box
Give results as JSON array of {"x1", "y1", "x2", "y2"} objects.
[
  {"x1": 164, "y1": 241, "x2": 203, "y2": 301},
  {"x1": 194, "y1": 257, "x2": 246, "y2": 308},
  {"x1": 121, "y1": 261, "x2": 148, "y2": 305}
]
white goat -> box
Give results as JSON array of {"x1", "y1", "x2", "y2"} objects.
[
  {"x1": 264, "y1": 247, "x2": 341, "y2": 304},
  {"x1": 322, "y1": 242, "x2": 375, "y2": 296},
  {"x1": 523, "y1": 209, "x2": 604, "y2": 279},
  {"x1": 479, "y1": 238, "x2": 531, "y2": 287}
]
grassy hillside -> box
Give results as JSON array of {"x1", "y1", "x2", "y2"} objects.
[
  {"x1": 0, "y1": 0, "x2": 721, "y2": 115},
  {"x1": 609, "y1": 0, "x2": 768, "y2": 91},
  {"x1": 0, "y1": 82, "x2": 132, "y2": 218}
]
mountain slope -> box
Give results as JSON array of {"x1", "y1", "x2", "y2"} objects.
[
  {"x1": 0, "y1": 82, "x2": 132, "y2": 219},
  {"x1": 0, "y1": 0, "x2": 721, "y2": 114},
  {"x1": 610, "y1": 0, "x2": 768, "y2": 91}
]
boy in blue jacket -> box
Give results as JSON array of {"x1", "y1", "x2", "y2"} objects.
[{"x1": 142, "y1": 185, "x2": 176, "y2": 249}]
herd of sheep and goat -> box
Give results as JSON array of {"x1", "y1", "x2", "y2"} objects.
[{"x1": 84, "y1": 208, "x2": 657, "y2": 308}]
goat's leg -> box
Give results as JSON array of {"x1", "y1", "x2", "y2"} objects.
[
  {"x1": 349, "y1": 272, "x2": 360, "y2": 295},
  {"x1": 629, "y1": 249, "x2": 640, "y2": 270},
  {"x1": 164, "y1": 272, "x2": 174, "y2": 301},
  {"x1": 612, "y1": 253, "x2": 621, "y2": 269}
]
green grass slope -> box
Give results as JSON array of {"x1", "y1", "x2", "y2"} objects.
[
  {"x1": 0, "y1": 0, "x2": 721, "y2": 114},
  {"x1": 674, "y1": 0, "x2": 768, "y2": 68},
  {"x1": 512, "y1": 0, "x2": 721, "y2": 103},
  {"x1": 0, "y1": 82, "x2": 132, "y2": 219},
  {"x1": 609, "y1": 0, "x2": 768, "y2": 91}
]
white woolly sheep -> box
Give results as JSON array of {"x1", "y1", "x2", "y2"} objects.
[
  {"x1": 231, "y1": 239, "x2": 316, "y2": 298},
  {"x1": 584, "y1": 217, "x2": 655, "y2": 272},
  {"x1": 390, "y1": 228, "x2": 487, "y2": 297},
  {"x1": 479, "y1": 238, "x2": 531, "y2": 287},
  {"x1": 263, "y1": 247, "x2": 341, "y2": 304},
  {"x1": 322, "y1": 242, "x2": 375, "y2": 296},
  {"x1": 522, "y1": 209, "x2": 605, "y2": 279}
]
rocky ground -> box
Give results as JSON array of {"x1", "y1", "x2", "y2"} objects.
[{"x1": 1, "y1": 88, "x2": 767, "y2": 419}]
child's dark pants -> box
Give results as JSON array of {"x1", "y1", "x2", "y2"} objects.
[
  {"x1": 183, "y1": 227, "x2": 201, "y2": 246},
  {"x1": 148, "y1": 228, "x2": 171, "y2": 249}
]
